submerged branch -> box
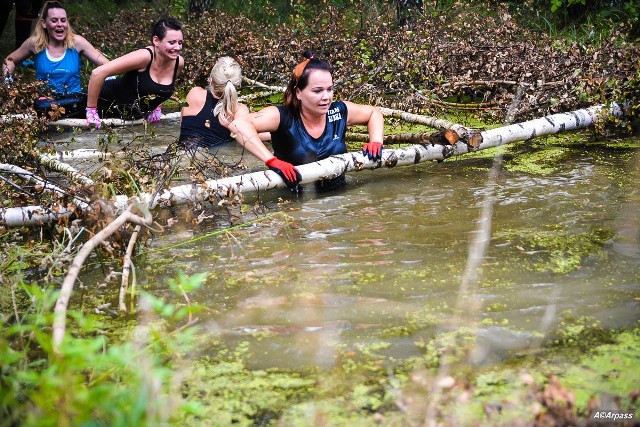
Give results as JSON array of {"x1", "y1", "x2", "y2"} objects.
[{"x1": 119, "y1": 224, "x2": 142, "y2": 313}]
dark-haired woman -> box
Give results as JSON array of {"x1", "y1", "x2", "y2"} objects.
[
  {"x1": 85, "y1": 17, "x2": 184, "y2": 128},
  {"x1": 230, "y1": 50, "x2": 384, "y2": 191},
  {"x1": 2, "y1": 1, "x2": 109, "y2": 117}
]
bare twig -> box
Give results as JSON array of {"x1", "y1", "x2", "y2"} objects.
[
  {"x1": 53, "y1": 202, "x2": 153, "y2": 353},
  {"x1": 119, "y1": 224, "x2": 142, "y2": 312}
]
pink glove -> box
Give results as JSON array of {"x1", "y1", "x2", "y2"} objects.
[
  {"x1": 86, "y1": 107, "x2": 101, "y2": 129},
  {"x1": 265, "y1": 156, "x2": 302, "y2": 188},
  {"x1": 146, "y1": 105, "x2": 162, "y2": 122},
  {"x1": 362, "y1": 141, "x2": 383, "y2": 161}
]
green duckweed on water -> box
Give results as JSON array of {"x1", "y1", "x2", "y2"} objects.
[
  {"x1": 177, "y1": 317, "x2": 639, "y2": 426},
  {"x1": 494, "y1": 226, "x2": 614, "y2": 274}
]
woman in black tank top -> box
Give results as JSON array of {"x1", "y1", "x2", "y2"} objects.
[
  {"x1": 179, "y1": 56, "x2": 267, "y2": 148},
  {"x1": 85, "y1": 17, "x2": 184, "y2": 127}
]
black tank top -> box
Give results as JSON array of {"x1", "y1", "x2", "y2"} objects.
[
  {"x1": 98, "y1": 48, "x2": 179, "y2": 119},
  {"x1": 179, "y1": 90, "x2": 232, "y2": 148}
]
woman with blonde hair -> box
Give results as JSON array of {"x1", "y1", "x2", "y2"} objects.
[
  {"x1": 179, "y1": 56, "x2": 256, "y2": 148},
  {"x1": 2, "y1": 1, "x2": 108, "y2": 117}
]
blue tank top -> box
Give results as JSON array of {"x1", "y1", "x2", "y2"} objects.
[
  {"x1": 272, "y1": 101, "x2": 348, "y2": 165},
  {"x1": 33, "y1": 48, "x2": 82, "y2": 95},
  {"x1": 179, "y1": 90, "x2": 231, "y2": 148}
]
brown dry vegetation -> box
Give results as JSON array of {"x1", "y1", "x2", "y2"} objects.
[{"x1": 74, "y1": 2, "x2": 638, "y2": 123}]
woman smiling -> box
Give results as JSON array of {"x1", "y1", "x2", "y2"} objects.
[
  {"x1": 2, "y1": 1, "x2": 108, "y2": 117},
  {"x1": 85, "y1": 17, "x2": 184, "y2": 128}
]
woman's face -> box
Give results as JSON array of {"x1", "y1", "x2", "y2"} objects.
[
  {"x1": 42, "y1": 7, "x2": 69, "y2": 43},
  {"x1": 153, "y1": 29, "x2": 183, "y2": 59},
  {"x1": 296, "y1": 69, "x2": 334, "y2": 116}
]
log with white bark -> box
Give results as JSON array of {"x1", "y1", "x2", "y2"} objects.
[
  {"x1": 34, "y1": 151, "x2": 95, "y2": 187},
  {"x1": 39, "y1": 148, "x2": 116, "y2": 162},
  {"x1": 111, "y1": 104, "x2": 622, "y2": 210},
  {"x1": 1, "y1": 112, "x2": 183, "y2": 127},
  {"x1": 0, "y1": 163, "x2": 90, "y2": 208},
  {"x1": 1, "y1": 103, "x2": 623, "y2": 227},
  {"x1": 48, "y1": 112, "x2": 182, "y2": 128},
  {"x1": 378, "y1": 107, "x2": 478, "y2": 142},
  {"x1": 0, "y1": 205, "x2": 76, "y2": 227}
]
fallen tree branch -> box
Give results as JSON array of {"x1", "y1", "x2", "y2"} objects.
[
  {"x1": 2, "y1": 104, "x2": 624, "y2": 227},
  {"x1": 38, "y1": 149, "x2": 116, "y2": 162},
  {"x1": 48, "y1": 112, "x2": 182, "y2": 128},
  {"x1": 242, "y1": 76, "x2": 286, "y2": 92},
  {"x1": 0, "y1": 205, "x2": 75, "y2": 227},
  {"x1": 0, "y1": 163, "x2": 90, "y2": 208},
  {"x1": 348, "y1": 131, "x2": 459, "y2": 145},
  {"x1": 34, "y1": 150, "x2": 95, "y2": 187},
  {"x1": 53, "y1": 202, "x2": 153, "y2": 352},
  {"x1": 377, "y1": 107, "x2": 478, "y2": 142},
  {"x1": 440, "y1": 79, "x2": 518, "y2": 89}
]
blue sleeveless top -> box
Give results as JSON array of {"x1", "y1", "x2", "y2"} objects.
[
  {"x1": 272, "y1": 101, "x2": 348, "y2": 165},
  {"x1": 33, "y1": 48, "x2": 82, "y2": 95},
  {"x1": 179, "y1": 90, "x2": 231, "y2": 148}
]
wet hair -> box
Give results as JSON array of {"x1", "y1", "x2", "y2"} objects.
[
  {"x1": 209, "y1": 56, "x2": 242, "y2": 123},
  {"x1": 151, "y1": 17, "x2": 183, "y2": 41},
  {"x1": 284, "y1": 49, "x2": 333, "y2": 115},
  {"x1": 33, "y1": 1, "x2": 76, "y2": 52}
]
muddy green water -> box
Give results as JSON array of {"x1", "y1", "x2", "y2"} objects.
[
  {"x1": 58, "y1": 123, "x2": 639, "y2": 371},
  {"x1": 98, "y1": 125, "x2": 638, "y2": 371}
]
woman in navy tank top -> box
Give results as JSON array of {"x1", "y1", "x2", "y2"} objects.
[
  {"x1": 230, "y1": 50, "x2": 385, "y2": 192},
  {"x1": 179, "y1": 56, "x2": 268, "y2": 149},
  {"x1": 85, "y1": 17, "x2": 184, "y2": 127}
]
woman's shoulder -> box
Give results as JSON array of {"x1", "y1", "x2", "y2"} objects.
[
  {"x1": 332, "y1": 100, "x2": 347, "y2": 109},
  {"x1": 186, "y1": 86, "x2": 207, "y2": 99}
]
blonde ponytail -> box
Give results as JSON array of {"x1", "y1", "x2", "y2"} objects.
[{"x1": 209, "y1": 56, "x2": 242, "y2": 123}]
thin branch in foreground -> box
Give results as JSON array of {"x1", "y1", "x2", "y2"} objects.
[
  {"x1": 119, "y1": 224, "x2": 142, "y2": 313},
  {"x1": 53, "y1": 202, "x2": 153, "y2": 353}
]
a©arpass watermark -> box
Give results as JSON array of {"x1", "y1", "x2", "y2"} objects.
[{"x1": 590, "y1": 410, "x2": 635, "y2": 423}]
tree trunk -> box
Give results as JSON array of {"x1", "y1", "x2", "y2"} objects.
[{"x1": 0, "y1": 104, "x2": 623, "y2": 228}]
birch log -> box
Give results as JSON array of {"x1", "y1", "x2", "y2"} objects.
[
  {"x1": 378, "y1": 107, "x2": 477, "y2": 141},
  {"x1": 34, "y1": 153, "x2": 95, "y2": 187},
  {"x1": 0, "y1": 163, "x2": 90, "y2": 207},
  {"x1": 48, "y1": 112, "x2": 182, "y2": 128},
  {"x1": 1, "y1": 104, "x2": 623, "y2": 227},
  {"x1": 38, "y1": 148, "x2": 116, "y2": 162},
  {"x1": 105, "y1": 104, "x2": 622, "y2": 212}
]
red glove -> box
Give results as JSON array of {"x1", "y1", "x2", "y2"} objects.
[
  {"x1": 362, "y1": 141, "x2": 383, "y2": 161},
  {"x1": 265, "y1": 156, "x2": 302, "y2": 188}
]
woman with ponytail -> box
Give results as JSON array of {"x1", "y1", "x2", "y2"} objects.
[
  {"x1": 179, "y1": 56, "x2": 256, "y2": 148},
  {"x1": 230, "y1": 49, "x2": 384, "y2": 192}
]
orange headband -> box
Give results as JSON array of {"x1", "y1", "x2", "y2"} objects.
[{"x1": 292, "y1": 55, "x2": 314, "y2": 82}]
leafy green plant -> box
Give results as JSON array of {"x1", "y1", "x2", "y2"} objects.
[
  {"x1": 0, "y1": 273, "x2": 206, "y2": 426},
  {"x1": 550, "y1": 0, "x2": 586, "y2": 13}
]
